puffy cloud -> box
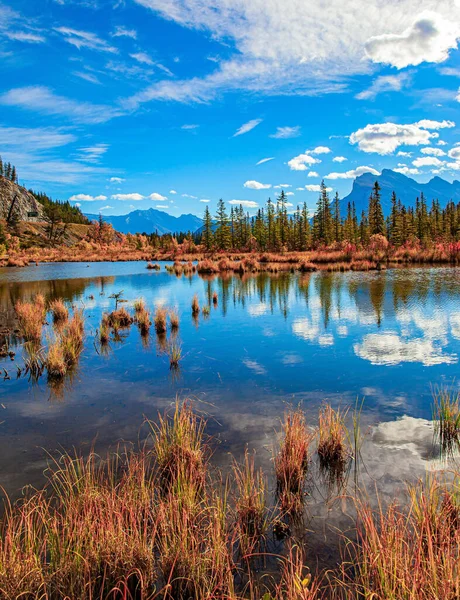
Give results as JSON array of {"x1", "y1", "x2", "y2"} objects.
[
  {"x1": 243, "y1": 180, "x2": 271, "y2": 189},
  {"x1": 325, "y1": 166, "x2": 380, "y2": 179},
  {"x1": 311, "y1": 146, "x2": 331, "y2": 154},
  {"x1": 349, "y1": 122, "x2": 438, "y2": 154},
  {"x1": 229, "y1": 200, "x2": 259, "y2": 208},
  {"x1": 448, "y1": 147, "x2": 460, "y2": 160},
  {"x1": 307, "y1": 171, "x2": 319, "y2": 177},
  {"x1": 305, "y1": 184, "x2": 333, "y2": 192},
  {"x1": 285, "y1": 191, "x2": 294, "y2": 196},
  {"x1": 110, "y1": 177, "x2": 125, "y2": 183},
  {"x1": 356, "y1": 72, "x2": 411, "y2": 100},
  {"x1": 420, "y1": 147, "x2": 445, "y2": 156},
  {"x1": 99, "y1": 205, "x2": 114, "y2": 211},
  {"x1": 0, "y1": 86, "x2": 121, "y2": 124},
  {"x1": 364, "y1": 11, "x2": 459, "y2": 69},
  {"x1": 149, "y1": 192, "x2": 167, "y2": 201},
  {"x1": 287, "y1": 152, "x2": 321, "y2": 171},
  {"x1": 394, "y1": 166, "x2": 421, "y2": 175},
  {"x1": 256, "y1": 157, "x2": 274, "y2": 165},
  {"x1": 233, "y1": 118, "x2": 263, "y2": 136},
  {"x1": 397, "y1": 151, "x2": 412, "y2": 157},
  {"x1": 412, "y1": 156, "x2": 444, "y2": 167},
  {"x1": 333, "y1": 156, "x2": 347, "y2": 163},
  {"x1": 270, "y1": 126, "x2": 301, "y2": 139},
  {"x1": 169, "y1": 189, "x2": 177, "y2": 194},
  {"x1": 111, "y1": 193, "x2": 144, "y2": 201},
  {"x1": 69, "y1": 193, "x2": 108, "y2": 202}
]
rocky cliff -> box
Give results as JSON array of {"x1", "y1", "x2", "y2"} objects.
[{"x1": 0, "y1": 176, "x2": 46, "y2": 223}]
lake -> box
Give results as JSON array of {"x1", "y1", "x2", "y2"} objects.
[{"x1": 0, "y1": 262, "x2": 458, "y2": 565}]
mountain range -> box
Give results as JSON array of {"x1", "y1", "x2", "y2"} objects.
[
  {"x1": 85, "y1": 208, "x2": 203, "y2": 235},
  {"x1": 342, "y1": 168, "x2": 460, "y2": 215},
  {"x1": 85, "y1": 170, "x2": 460, "y2": 234}
]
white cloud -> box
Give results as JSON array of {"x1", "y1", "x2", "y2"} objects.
[
  {"x1": 394, "y1": 166, "x2": 421, "y2": 175},
  {"x1": 182, "y1": 193, "x2": 198, "y2": 199},
  {"x1": 285, "y1": 191, "x2": 294, "y2": 196},
  {"x1": 110, "y1": 177, "x2": 125, "y2": 183},
  {"x1": 287, "y1": 152, "x2": 321, "y2": 171},
  {"x1": 79, "y1": 143, "x2": 109, "y2": 163},
  {"x1": 412, "y1": 156, "x2": 444, "y2": 167},
  {"x1": 0, "y1": 125, "x2": 76, "y2": 150},
  {"x1": 156, "y1": 204, "x2": 169, "y2": 209},
  {"x1": 333, "y1": 156, "x2": 347, "y2": 163},
  {"x1": 397, "y1": 151, "x2": 412, "y2": 157},
  {"x1": 305, "y1": 184, "x2": 333, "y2": 192},
  {"x1": 112, "y1": 26, "x2": 137, "y2": 39},
  {"x1": 229, "y1": 200, "x2": 259, "y2": 208},
  {"x1": 111, "y1": 193, "x2": 144, "y2": 201},
  {"x1": 0, "y1": 86, "x2": 121, "y2": 124},
  {"x1": 100, "y1": 205, "x2": 114, "y2": 211},
  {"x1": 130, "y1": 1, "x2": 460, "y2": 106},
  {"x1": 273, "y1": 184, "x2": 292, "y2": 188},
  {"x1": 55, "y1": 27, "x2": 118, "y2": 53},
  {"x1": 243, "y1": 180, "x2": 271, "y2": 189},
  {"x1": 169, "y1": 189, "x2": 177, "y2": 194},
  {"x1": 200, "y1": 198, "x2": 210, "y2": 202},
  {"x1": 349, "y1": 122, "x2": 438, "y2": 154},
  {"x1": 420, "y1": 147, "x2": 445, "y2": 156},
  {"x1": 364, "y1": 11, "x2": 460, "y2": 69},
  {"x1": 356, "y1": 73, "x2": 411, "y2": 100},
  {"x1": 74, "y1": 71, "x2": 102, "y2": 85},
  {"x1": 416, "y1": 119, "x2": 455, "y2": 129},
  {"x1": 307, "y1": 171, "x2": 319, "y2": 177},
  {"x1": 325, "y1": 166, "x2": 380, "y2": 179},
  {"x1": 149, "y1": 192, "x2": 167, "y2": 201},
  {"x1": 181, "y1": 124, "x2": 199, "y2": 130},
  {"x1": 270, "y1": 126, "x2": 300, "y2": 139},
  {"x1": 256, "y1": 157, "x2": 274, "y2": 165},
  {"x1": 130, "y1": 52, "x2": 155, "y2": 65},
  {"x1": 311, "y1": 146, "x2": 331, "y2": 154},
  {"x1": 69, "y1": 193, "x2": 108, "y2": 202},
  {"x1": 5, "y1": 31, "x2": 46, "y2": 43},
  {"x1": 233, "y1": 118, "x2": 263, "y2": 137},
  {"x1": 448, "y1": 147, "x2": 460, "y2": 160},
  {"x1": 437, "y1": 140, "x2": 447, "y2": 146}
]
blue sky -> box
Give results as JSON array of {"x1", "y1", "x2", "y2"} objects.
[{"x1": 1, "y1": 0, "x2": 460, "y2": 217}]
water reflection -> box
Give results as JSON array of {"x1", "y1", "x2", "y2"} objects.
[{"x1": 0, "y1": 263, "x2": 460, "y2": 498}]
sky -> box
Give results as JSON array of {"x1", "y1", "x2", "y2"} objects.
[{"x1": 1, "y1": 0, "x2": 460, "y2": 217}]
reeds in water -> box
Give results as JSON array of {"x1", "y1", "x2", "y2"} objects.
[
  {"x1": 275, "y1": 408, "x2": 312, "y2": 514},
  {"x1": 191, "y1": 294, "x2": 200, "y2": 315},
  {"x1": 107, "y1": 307, "x2": 133, "y2": 327},
  {"x1": 154, "y1": 307, "x2": 167, "y2": 334},
  {"x1": 317, "y1": 403, "x2": 349, "y2": 471},
  {"x1": 49, "y1": 298, "x2": 68, "y2": 324},
  {"x1": 15, "y1": 295, "x2": 46, "y2": 341},
  {"x1": 169, "y1": 309, "x2": 180, "y2": 330},
  {"x1": 168, "y1": 342, "x2": 182, "y2": 369},
  {"x1": 433, "y1": 387, "x2": 460, "y2": 453}
]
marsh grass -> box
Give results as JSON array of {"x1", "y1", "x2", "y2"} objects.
[
  {"x1": 148, "y1": 400, "x2": 208, "y2": 491},
  {"x1": 154, "y1": 307, "x2": 168, "y2": 334},
  {"x1": 432, "y1": 387, "x2": 460, "y2": 453},
  {"x1": 46, "y1": 339, "x2": 67, "y2": 380},
  {"x1": 23, "y1": 341, "x2": 45, "y2": 379},
  {"x1": 98, "y1": 314, "x2": 110, "y2": 345},
  {"x1": 275, "y1": 408, "x2": 312, "y2": 514},
  {"x1": 317, "y1": 404, "x2": 350, "y2": 474},
  {"x1": 202, "y1": 305, "x2": 211, "y2": 317},
  {"x1": 15, "y1": 296, "x2": 46, "y2": 342},
  {"x1": 192, "y1": 295, "x2": 200, "y2": 315},
  {"x1": 107, "y1": 307, "x2": 133, "y2": 328},
  {"x1": 233, "y1": 450, "x2": 267, "y2": 555},
  {"x1": 169, "y1": 309, "x2": 180, "y2": 330},
  {"x1": 167, "y1": 342, "x2": 182, "y2": 370},
  {"x1": 49, "y1": 298, "x2": 68, "y2": 324}
]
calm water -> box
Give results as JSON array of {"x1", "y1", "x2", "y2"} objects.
[{"x1": 0, "y1": 262, "x2": 459, "y2": 562}]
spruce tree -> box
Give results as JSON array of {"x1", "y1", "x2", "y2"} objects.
[
  {"x1": 214, "y1": 199, "x2": 231, "y2": 250},
  {"x1": 202, "y1": 205, "x2": 214, "y2": 251}
]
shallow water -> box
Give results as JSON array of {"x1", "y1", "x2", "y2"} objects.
[{"x1": 0, "y1": 262, "x2": 459, "y2": 566}]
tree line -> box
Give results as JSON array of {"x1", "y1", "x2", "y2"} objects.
[
  {"x1": 198, "y1": 182, "x2": 460, "y2": 251},
  {"x1": 0, "y1": 156, "x2": 18, "y2": 183}
]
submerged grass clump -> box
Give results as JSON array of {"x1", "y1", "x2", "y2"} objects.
[
  {"x1": 169, "y1": 309, "x2": 179, "y2": 330},
  {"x1": 167, "y1": 341, "x2": 182, "y2": 369},
  {"x1": 191, "y1": 294, "x2": 200, "y2": 315},
  {"x1": 275, "y1": 408, "x2": 312, "y2": 514},
  {"x1": 49, "y1": 298, "x2": 68, "y2": 324},
  {"x1": 317, "y1": 403, "x2": 350, "y2": 471},
  {"x1": 433, "y1": 387, "x2": 460, "y2": 453},
  {"x1": 154, "y1": 307, "x2": 167, "y2": 334},
  {"x1": 15, "y1": 295, "x2": 46, "y2": 342},
  {"x1": 107, "y1": 307, "x2": 133, "y2": 328}
]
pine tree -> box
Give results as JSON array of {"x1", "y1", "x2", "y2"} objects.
[
  {"x1": 214, "y1": 199, "x2": 231, "y2": 250},
  {"x1": 332, "y1": 192, "x2": 342, "y2": 242},
  {"x1": 0, "y1": 156, "x2": 3, "y2": 177},
  {"x1": 202, "y1": 205, "x2": 214, "y2": 251},
  {"x1": 368, "y1": 181, "x2": 385, "y2": 236}
]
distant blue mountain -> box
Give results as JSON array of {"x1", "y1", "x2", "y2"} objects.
[
  {"x1": 342, "y1": 169, "x2": 460, "y2": 215},
  {"x1": 85, "y1": 207, "x2": 203, "y2": 235}
]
